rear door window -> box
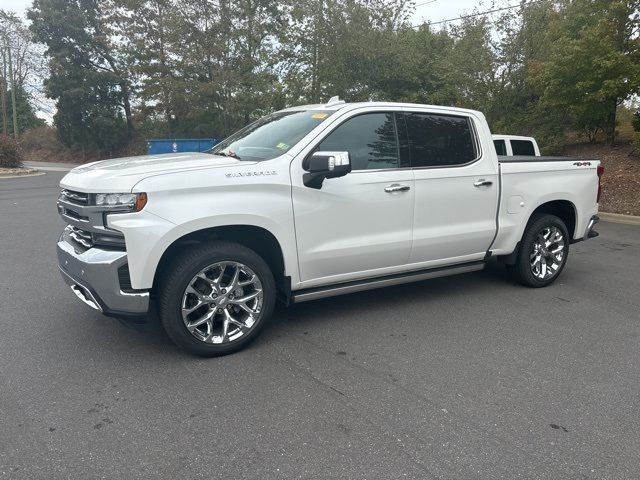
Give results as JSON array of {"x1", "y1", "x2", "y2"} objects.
[
  {"x1": 402, "y1": 113, "x2": 478, "y2": 167},
  {"x1": 510, "y1": 140, "x2": 536, "y2": 156}
]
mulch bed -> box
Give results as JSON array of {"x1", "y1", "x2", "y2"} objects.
[
  {"x1": 564, "y1": 142, "x2": 640, "y2": 217},
  {"x1": 0, "y1": 167, "x2": 39, "y2": 177}
]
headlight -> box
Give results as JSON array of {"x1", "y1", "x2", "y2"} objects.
[{"x1": 95, "y1": 192, "x2": 147, "y2": 212}]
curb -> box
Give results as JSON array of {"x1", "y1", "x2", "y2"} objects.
[
  {"x1": 23, "y1": 161, "x2": 77, "y2": 172},
  {"x1": 599, "y1": 212, "x2": 640, "y2": 226}
]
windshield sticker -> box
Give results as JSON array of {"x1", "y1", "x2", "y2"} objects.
[
  {"x1": 276, "y1": 142, "x2": 290, "y2": 150},
  {"x1": 311, "y1": 113, "x2": 328, "y2": 120}
]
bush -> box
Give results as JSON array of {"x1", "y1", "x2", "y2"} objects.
[
  {"x1": 0, "y1": 135, "x2": 23, "y2": 168},
  {"x1": 633, "y1": 110, "x2": 640, "y2": 133}
]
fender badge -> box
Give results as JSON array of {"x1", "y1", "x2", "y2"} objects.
[
  {"x1": 573, "y1": 162, "x2": 591, "y2": 167},
  {"x1": 226, "y1": 171, "x2": 277, "y2": 178}
]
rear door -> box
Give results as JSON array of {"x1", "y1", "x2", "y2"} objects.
[
  {"x1": 291, "y1": 110, "x2": 415, "y2": 286},
  {"x1": 401, "y1": 109, "x2": 499, "y2": 266}
]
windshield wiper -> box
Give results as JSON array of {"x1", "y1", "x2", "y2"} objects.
[{"x1": 213, "y1": 150, "x2": 242, "y2": 160}]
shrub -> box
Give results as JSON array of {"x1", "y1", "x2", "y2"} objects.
[
  {"x1": 633, "y1": 110, "x2": 640, "y2": 133},
  {"x1": 0, "y1": 135, "x2": 23, "y2": 168}
]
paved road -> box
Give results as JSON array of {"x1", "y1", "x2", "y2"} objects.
[{"x1": 1, "y1": 172, "x2": 639, "y2": 479}]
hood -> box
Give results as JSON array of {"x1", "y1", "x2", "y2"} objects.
[{"x1": 60, "y1": 152, "x2": 253, "y2": 193}]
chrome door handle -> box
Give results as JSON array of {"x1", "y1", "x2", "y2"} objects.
[
  {"x1": 473, "y1": 179, "x2": 493, "y2": 187},
  {"x1": 384, "y1": 183, "x2": 411, "y2": 193}
]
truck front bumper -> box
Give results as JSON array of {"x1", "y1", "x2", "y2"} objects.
[{"x1": 57, "y1": 237, "x2": 149, "y2": 319}]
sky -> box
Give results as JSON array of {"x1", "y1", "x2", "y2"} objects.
[{"x1": 3, "y1": 0, "x2": 484, "y2": 25}]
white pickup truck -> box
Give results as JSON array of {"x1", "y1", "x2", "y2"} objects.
[
  {"x1": 492, "y1": 134, "x2": 541, "y2": 157},
  {"x1": 57, "y1": 99, "x2": 603, "y2": 356}
]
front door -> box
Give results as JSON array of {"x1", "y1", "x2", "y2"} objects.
[{"x1": 291, "y1": 111, "x2": 415, "y2": 286}]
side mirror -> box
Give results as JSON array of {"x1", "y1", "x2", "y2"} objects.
[{"x1": 303, "y1": 151, "x2": 352, "y2": 189}]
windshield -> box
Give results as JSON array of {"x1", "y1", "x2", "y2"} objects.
[{"x1": 208, "y1": 110, "x2": 334, "y2": 161}]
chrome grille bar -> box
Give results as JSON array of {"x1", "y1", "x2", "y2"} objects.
[{"x1": 60, "y1": 189, "x2": 89, "y2": 206}]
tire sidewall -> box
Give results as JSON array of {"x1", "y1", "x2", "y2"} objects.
[
  {"x1": 158, "y1": 242, "x2": 276, "y2": 356},
  {"x1": 516, "y1": 214, "x2": 570, "y2": 288}
]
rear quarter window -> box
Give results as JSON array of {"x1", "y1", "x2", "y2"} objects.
[{"x1": 494, "y1": 139, "x2": 507, "y2": 156}]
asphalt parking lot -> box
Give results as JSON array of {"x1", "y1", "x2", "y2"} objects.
[{"x1": 1, "y1": 171, "x2": 639, "y2": 479}]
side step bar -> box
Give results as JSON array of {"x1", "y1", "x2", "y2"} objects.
[{"x1": 291, "y1": 261, "x2": 485, "y2": 304}]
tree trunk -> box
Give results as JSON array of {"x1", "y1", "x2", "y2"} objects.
[
  {"x1": 7, "y1": 46, "x2": 18, "y2": 137},
  {"x1": 1, "y1": 48, "x2": 7, "y2": 135},
  {"x1": 605, "y1": 98, "x2": 617, "y2": 146},
  {"x1": 120, "y1": 80, "x2": 134, "y2": 139}
]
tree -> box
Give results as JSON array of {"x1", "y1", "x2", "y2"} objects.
[
  {"x1": 6, "y1": 86, "x2": 44, "y2": 133},
  {"x1": 541, "y1": 0, "x2": 640, "y2": 144},
  {"x1": 29, "y1": 0, "x2": 135, "y2": 150},
  {"x1": 1, "y1": 10, "x2": 47, "y2": 136},
  {"x1": 489, "y1": 1, "x2": 566, "y2": 152},
  {"x1": 279, "y1": 0, "x2": 412, "y2": 104}
]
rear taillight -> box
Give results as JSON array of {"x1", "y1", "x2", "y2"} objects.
[{"x1": 596, "y1": 164, "x2": 604, "y2": 203}]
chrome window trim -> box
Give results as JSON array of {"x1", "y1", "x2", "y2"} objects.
[{"x1": 296, "y1": 105, "x2": 486, "y2": 176}]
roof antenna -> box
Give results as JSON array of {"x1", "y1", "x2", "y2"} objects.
[{"x1": 325, "y1": 95, "x2": 345, "y2": 107}]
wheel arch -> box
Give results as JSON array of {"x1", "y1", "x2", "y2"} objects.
[
  {"x1": 153, "y1": 225, "x2": 289, "y2": 297},
  {"x1": 499, "y1": 199, "x2": 577, "y2": 265},
  {"x1": 528, "y1": 199, "x2": 577, "y2": 239}
]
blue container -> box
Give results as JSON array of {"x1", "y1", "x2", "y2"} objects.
[{"x1": 146, "y1": 138, "x2": 219, "y2": 155}]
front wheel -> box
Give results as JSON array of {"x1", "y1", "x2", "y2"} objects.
[
  {"x1": 157, "y1": 242, "x2": 276, "y2": 356},
  {"x1": 508, "y1": 213, "x2": 570, "y2": 288}
]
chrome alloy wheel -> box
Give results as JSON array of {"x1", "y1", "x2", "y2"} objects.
[
  {"x1": 181, "y1": 262, "x2": 263, "y2": 344},
  {"x1": 530, "y1": 226, "x2": 566, "y2": 280}
]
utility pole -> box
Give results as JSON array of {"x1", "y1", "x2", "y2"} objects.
[
  {"x1": 1, "y1": 46, "x2": 7, "y2": 135},
  {"x1": 6, "y1": 42, "x2": 18, "y2": 137}
]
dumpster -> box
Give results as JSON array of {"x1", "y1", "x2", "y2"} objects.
[{"x1": 146, "y1": 138, "x2": 219, "y2": 155}]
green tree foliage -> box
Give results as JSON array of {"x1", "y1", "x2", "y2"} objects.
[
  {"x1": 23, "y1": 0, "x2": 640, "y2": 154},
  {"x1": 6, "y1": 86, "x2": 44, "y2": 133},
  {"x1": 28, "y1": 0, "x2": 134, "y2": 151},
  {"x1": 541, "y1": 0, "x2": 640, "y2": 144},
  {"x1": 633, "y1": 109, "x2": 640, "y2": 132}
]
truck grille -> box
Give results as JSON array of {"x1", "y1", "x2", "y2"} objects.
[
  {"x1": 64, "y1": 225, "x2": 93, "y2": 249},
  {"x1": 58, "y1": 189, "x2": 126, "y2": 251},
  {"x1": 60, "y1": 189, "x2": 89, "y2": 206}
]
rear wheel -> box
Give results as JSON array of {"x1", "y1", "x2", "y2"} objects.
[
  {"x1": 508, "y1": 213, "x2": 569, "y2": 288},
  {"x1": 158, "y1": 242, "x2": 276, "y2": 356}
]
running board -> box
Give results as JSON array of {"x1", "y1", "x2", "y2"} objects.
[{"x1": 291, "y1": 261, "x2": 485, "y2": 304}]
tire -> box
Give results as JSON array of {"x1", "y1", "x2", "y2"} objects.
[
  {"x1": 157, "y1": 241, "x2": 276, "y2": 356},
  {"x1": 508, "y1": 213, "x2": 570, "y2": 288}
]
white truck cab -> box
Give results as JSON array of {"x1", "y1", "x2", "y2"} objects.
[
  {"x1": 57, "y1": 100, "x2": 602, "y2": 356},
  {"x1": 493, "y1": 134, "x2": 541, "y2": 157}
]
